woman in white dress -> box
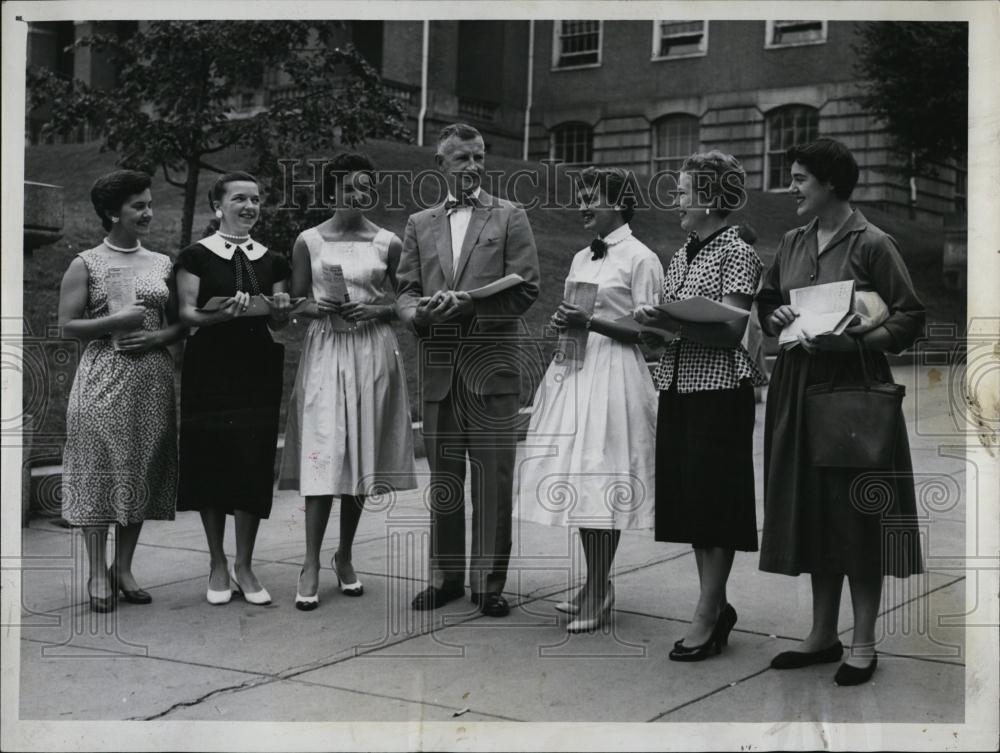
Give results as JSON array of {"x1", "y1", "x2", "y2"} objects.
[
  {"x1": 516, "y1": 166, "x2": 662, "y2": 632},
  {"x1": 279, "y1": 152, "x2": 417, "y2": 610}
]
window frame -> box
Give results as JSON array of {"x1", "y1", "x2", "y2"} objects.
[
  {"x1": 549, "y1": 121, "x2": 595, "y2": 166},
  {"x1": 764, "y1": 20, "x2": 828, "y2": 49},
  {"x1": 953, "y1": 166, "x2": 967, "y2": 213},
  {"x1": 651, "y1": 114, "x2": 701, "y2": 174},
  {"x1": 650, "y1": 20, "x2": 709, "y2": 61},
  {"x1": 551, "y1": 20, "x2": 604, "y2": 71},
  {"x1": 763, "y1": 105, "x2": 820, "y2": 191}
]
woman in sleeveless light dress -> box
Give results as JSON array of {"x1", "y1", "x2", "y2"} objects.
[
  {"x1": 279, "y1": 153, "x2": 416, "y2": 610},
  {"x1": 59, "y1": 170, "x2": 184, "y2": 612}
]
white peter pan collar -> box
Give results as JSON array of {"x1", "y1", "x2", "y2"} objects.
[{"x1": 201, "y1": 233, "x2": 268, "y2": 261}]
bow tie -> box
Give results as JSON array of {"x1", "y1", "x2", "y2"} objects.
[
  {"x1": 445, "y1": 194, "x2": 478, "y2": 213},
  {"x1": 590, "y1": 237, "x2": 608, "y2": 260}
]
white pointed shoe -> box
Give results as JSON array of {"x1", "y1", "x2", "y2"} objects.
[
  {"x1": 555, "y1": 585, "x2": 586, "y2": 615},
  {"x1": 332, "y1": 551, "x2": 363, "y2": 596},
  {"x1": 206, "y1": 570, "x2": 233, "y2": 605},
  {"x1": 295, "y1": 569, "x2": 319, "y2": 611},
  {"x1": 566, "y1": 581, "x2": 615, "y2": 633},
  {"x1": 229, "y1": 565, "x2": 272, "y2": 605}
]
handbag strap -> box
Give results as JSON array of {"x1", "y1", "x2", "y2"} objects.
[{"x1": 826, "y1": 337, "x2": 872, "y2": 391}]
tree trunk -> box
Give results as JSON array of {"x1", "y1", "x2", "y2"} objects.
[{"x1": 180, "y1": 155, "x2": 201, "y2": 248}]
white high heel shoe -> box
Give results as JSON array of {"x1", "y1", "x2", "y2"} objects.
[
  {"x1": 295, "y1": 569, "x2": 319, "y2": 611},
  {"x1": 332, "y1": 551, "x2": 363, "y2": 596},
  {"x1": 229, "y1": 565, "x2": 272, "y2": 605},
  {"x1": 566, "y1": 581, "x2": 615, "y2": 633},
  {"x1": 554, "y1": 585, "x2": 587, "y2": 615},
  {"x1": 206, "y1": 568, "x2": 233, "y2": 605}
]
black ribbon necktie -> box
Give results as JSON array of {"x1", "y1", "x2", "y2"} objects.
[
  {"x1": 590, "y1": 237, "x2": 608, "y2": 260},
  {"x1": 229, "y1": 244, "x2": 261, "y2": 294}
]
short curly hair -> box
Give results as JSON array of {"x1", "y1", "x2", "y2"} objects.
[
  {"x1": 786, "y1": 138, "x2": 860, "y2": 200},
  {"x1": 679, "y1": 150, "x2": 746, "y2": 217},
  {"x1": 576, "y1": 166, "x2": 639, "y2": 223},
  {"x1": 90, "y1": 170, "x2": 152, "y2": 231}
]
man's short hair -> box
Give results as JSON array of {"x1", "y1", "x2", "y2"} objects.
[{"x1": 436, "y1": 123, "x2": 483, "y2": 153}]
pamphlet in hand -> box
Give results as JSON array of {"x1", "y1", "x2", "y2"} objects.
[
  {"x1": 555, "y1": 280, "x2": 599, "y2": 369},
  {"x1": 106, "y1": 267, "x2": 138, "y2": 350},
  {"x1": 464, "y1": 273, "x2": 525, "y2": 300},
  {"x1": 320, "y1": 262, "x2": 354, "y2": 331},
  {"x1": 655, "y1": 296, "x2": 750, "y2": 324},
  {"x1": 779, "y1": 279, "x2": 856, "y2": 348},
  {"x1": 321, "y1": 263, "x2": 350, "y2": 302},
  {"x1": 196, "y1": 295, "x2": 308, "y2": 316}
]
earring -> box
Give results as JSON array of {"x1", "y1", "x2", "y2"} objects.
[
  {"x1": 704, "y1": 208, "x2": 711, "y2": 216},
  {"x1": 215, "y1": 209, "x2": 223, "y2": 219},
  {"x1": 111, "y1": 216, "x2": 119, "y2": 223}
]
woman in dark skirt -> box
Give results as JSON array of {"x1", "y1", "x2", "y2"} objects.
[
  {"x1": 175, "y1": 171, "x2": 292, "y2": 606},
  {"x1": 756, "y1": 138, "x2": 924, "y2": 686},
  {"x1": 635, "y1": 151, "x2": 766, "y2": 661}
]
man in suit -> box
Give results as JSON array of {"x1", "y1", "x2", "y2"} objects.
[{"x1": 396, "y1": 123, "x2": 540, "y2": 617}]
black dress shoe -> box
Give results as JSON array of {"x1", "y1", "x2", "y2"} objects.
[
  {"x1": 411, "y1": 584, "x2": 464, "y2": 610},
  {"x1": 87, "y1": 579, "x2": 116, "y2": 613},
  {"x1": 834, "y1": 653, "x2": 878, "y2": 686},
  {"x1": 477, "y1": 593, "x2": 510, "y2": 617},
  {"x1": 771, "y1": 641, "x2": 844, "y2": 669},
  {"x1": 108, "y1": 568, "x2": 152, "y2": 604}
]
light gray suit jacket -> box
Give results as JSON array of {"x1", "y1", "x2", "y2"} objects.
[{"x1": 396, "y1": 191, "x2": 540, "y2": 402}]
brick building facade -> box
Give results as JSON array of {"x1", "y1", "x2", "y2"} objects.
[{"x1": 27, "y1": 19, "x2": 965, "y2": 224}]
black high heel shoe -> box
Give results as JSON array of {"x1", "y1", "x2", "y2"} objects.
[
  {"x1": 674, "y1": 604, "x2": 737, "y2": 649},
  {"x1": 87, "y1": 577, "x2": 116, "y2": 613},
  {"x1": 669, "y1": 605, "x2": 735, "y2": 662},
  {"x1": 108, "y1": 566, "x2": 152, "y2": 605}
]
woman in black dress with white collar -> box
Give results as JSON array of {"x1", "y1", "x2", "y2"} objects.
[{"x1": 175, "y1": 171, "x2": 292, "y2": 606}]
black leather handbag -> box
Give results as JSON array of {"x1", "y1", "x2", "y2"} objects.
[{"x1": 803, "y1": 341, "x2": 905, "y2": 468}]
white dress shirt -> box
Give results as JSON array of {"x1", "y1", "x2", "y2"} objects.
[{"x1": 446, "y1": 186, "x2": 482, "y2": 271}]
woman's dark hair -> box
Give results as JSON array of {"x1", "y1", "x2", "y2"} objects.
[
  {"x1": 679, "y1": 151, "x2": 746, "y2": 217},
  {"x1": 90, "y1": 170, "x2": 152, "y2": 231},
  {"x1": 323, "y1": 152, "x2": 376, "y2": 198},
  {"x1": 207, "y1": 170, "x2": 259, "y2": 212},
  {"x1": 786, "y1": 138, "x2": 859, "y2": 200},
  {"x1": 576, "y1": 166, "x2": 638, "y2": 223}
]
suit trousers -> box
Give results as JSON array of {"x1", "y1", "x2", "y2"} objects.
[{"x1": 422, "y1": 378, "x2": 519, "y2": 595}]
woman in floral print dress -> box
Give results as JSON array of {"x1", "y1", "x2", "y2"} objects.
[{"x1": 59, "y1": 170, "x2": 185, "y2": 612}]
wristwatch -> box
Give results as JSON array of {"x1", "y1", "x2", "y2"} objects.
[{"x1": 584, "y1": 316, "x2": 593, "y2": 330}]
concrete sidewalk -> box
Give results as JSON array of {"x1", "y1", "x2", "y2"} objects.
[{"x1": 15, "y1": 365, "x2": 971, "y2": 724}]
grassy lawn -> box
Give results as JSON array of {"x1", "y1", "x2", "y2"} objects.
[{"x1": 22, "y1": 139, "x2": 962, "y2": 460}]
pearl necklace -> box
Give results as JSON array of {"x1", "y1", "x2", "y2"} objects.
[
  {"x1": 217, "y1": 230, "x2": 251, "y2": 243},
  {"x1": 103, "y1": 237, "x2": 141, "y2": 253}
]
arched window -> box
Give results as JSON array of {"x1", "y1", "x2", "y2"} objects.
[
  {"x1": 652, "y1": 114, "x2": 700, "y2": 173},
  {"x1": 765, "y1": 105, "x2": 819, "y2": 190},
  {"x1": 550, "y1": 122, "x2": 594, "y2": 165}
]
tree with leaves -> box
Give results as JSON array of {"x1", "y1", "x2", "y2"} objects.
[
  {"x1": 852, "y1": 21, "x2": 967, "y2": 214},
  {"x1": 28, "y1": 21, "x2": 409, "y2": 248}
]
